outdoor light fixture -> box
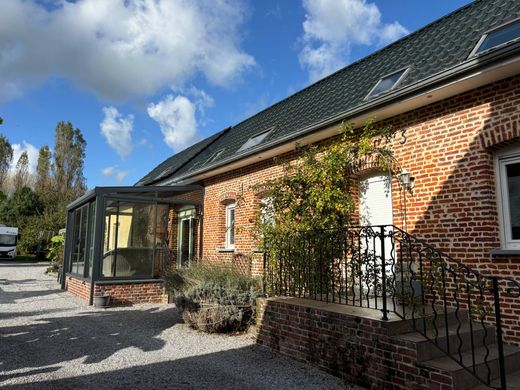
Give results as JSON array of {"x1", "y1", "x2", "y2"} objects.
[{"x1": 400, "y1": 169, "x2": 415, "y2": 194}]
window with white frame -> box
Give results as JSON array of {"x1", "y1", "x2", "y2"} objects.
[
  {"x1": 225, "y1": 203, "x2": 235, "y2": 249},
  {"x1": 496, "y1": 148, "x2": 520, "y2": 249}
]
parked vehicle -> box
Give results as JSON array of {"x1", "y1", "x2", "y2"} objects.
[{"x1": 0, "y1": 225, "x2": 19, "y2": 259}]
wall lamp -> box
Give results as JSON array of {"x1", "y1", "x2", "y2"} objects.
[{"x1": 400, "y1": 169, "x2": 415, "y2": 195}]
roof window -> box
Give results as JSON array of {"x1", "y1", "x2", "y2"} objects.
[
  {"x1": 471, "y1": 19, "x2": 520, "y2": 57},
  {"x1": 366, "y1": 68, "x2": 409, "y2": 99},
  {"x1": 237, "y1": 128, "x2": 273, "y2": 153},
  {"x1": 207, "y1": 149, "x2": 225, "y2": 164}
]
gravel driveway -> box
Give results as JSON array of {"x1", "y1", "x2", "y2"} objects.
[{"x1": 0, "y1": 261, "x2": 346, "y2": 389}]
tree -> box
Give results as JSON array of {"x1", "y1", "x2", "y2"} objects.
[
  {"x1": 13, "y1": 151, "x2": 30, "y2": 192},
  {"x1": 0, "y1": 133, "x2": 13, "y2": 190},
  {"x1": 52, "y1": 121, "x2": 87, "y2": 202},
  {"x1": 35, "y1": 145, "x2": 52, "y2": 198},
  {"x1": 0, "y1": 186, "x2": 44, "y2": 227}
]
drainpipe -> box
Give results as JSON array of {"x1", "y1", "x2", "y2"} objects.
[{"x1": 198, "y1": 186, "x2": 205, "y2": 259}]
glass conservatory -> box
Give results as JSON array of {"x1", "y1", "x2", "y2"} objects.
[{"x1": 61, "y1": 185, "x2": 203, "y2": 305}]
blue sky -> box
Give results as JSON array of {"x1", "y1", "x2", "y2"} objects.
[{"x1": 0, "y1": 0, "x2": 472, "y2": 188}]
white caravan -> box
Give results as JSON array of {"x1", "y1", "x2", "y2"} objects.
[{"x1": 0, "y1": 225, "x2": 18, "y2": 259}]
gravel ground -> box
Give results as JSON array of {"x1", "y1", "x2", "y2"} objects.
[{"x1": 0, "y1": 261, "x2": 348, "y2": 389}]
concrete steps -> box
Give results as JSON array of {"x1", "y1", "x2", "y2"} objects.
[
  {"x1": 421, "y1": 344, "x2": 520, "y2": 389},
  {"x1": 471, "y1": 370, "x2": 520, "y2": 389},
  {"x1": 391, "y1": 311, "x2": 520, "y2": 389}
]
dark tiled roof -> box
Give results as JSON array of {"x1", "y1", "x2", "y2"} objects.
[
  {"x1": 141, "y1": 0, "x2": 520, "y2": 185},
  {"x1": 136, "y1": 129, "x2": 227, "y2": 185}
]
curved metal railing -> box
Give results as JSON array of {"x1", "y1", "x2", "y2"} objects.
[{"x1": 263, "y1": 225, "x2": 520, "y2": 389}]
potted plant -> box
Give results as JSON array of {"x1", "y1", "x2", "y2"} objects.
[{"x1": 94, "y1": 287, "x2": 111, "y2": 308}]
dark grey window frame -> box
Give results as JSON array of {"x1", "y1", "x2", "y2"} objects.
[
  {"x1": 100, "y1": 197, "x2": 170, "y2": 281},
  {"x1": 61, "y1": 185, "x2": 204, "y2": 305},
  {"x1": 237, "y1": 128, "x2": 274, "y2": 153},
  {"x1": 207, "y1": 149, "x2": 225, "y2": 164},
  {"x1": 365, "y1": 67, "x2": 410, "y2": 100},
  {"x1": 469, "y1": 17, "x2": 520, "y2": 58}
]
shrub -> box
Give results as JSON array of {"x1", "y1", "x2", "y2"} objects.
[
  {"x1": 46, "y1": 232, "x2": 65, "y2": 273},
  {"x1": 165, "y1": 262, "x2": 261, "y2": 333}
]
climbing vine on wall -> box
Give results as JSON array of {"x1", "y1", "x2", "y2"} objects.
[{"x1": 253, "y1": 119, "x2": 405, "y2": 241}]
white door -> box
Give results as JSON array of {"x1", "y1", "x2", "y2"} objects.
[
  {"x1": 360, "y1": 172, "x2": 393, "y2": 227},
  {"x1": 359, "y1": 172, "x2": 393, "y2": 296}
]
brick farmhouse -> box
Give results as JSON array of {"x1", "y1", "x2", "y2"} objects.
[{"x1": 62, "y1": 1, "x2": 520, "y2": 388}]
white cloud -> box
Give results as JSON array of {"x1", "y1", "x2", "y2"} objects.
[
  {"x1": 10, "y1": 141, "x2": 39, "y2": 174},
  {"x1": 101, "y1": 166, "x2": 128, "y2": 183},
  {"x1": 299, "y1": 0, "x2": 408, "y2": 81},
  {"x1": 0, "y1": 0, "x2": 255, "y2": 103},
  {"x1": 148, "y1": 95, "x2": 199, "y2": 151},
  {"x1": 100, "y1": 106, "x2": 134, "y2": 158}
]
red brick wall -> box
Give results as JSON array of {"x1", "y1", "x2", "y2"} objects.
[
  {"x1": 65, "y1": 275, "x2": 168, "y2": 306},
  {"x1": 94, "y1": 282, "x2": 168, "y2": 306},
  {"x1": 256, "y1": 298, "x2": 453, "y2": 389},
  {"x1": 200, "y1": 75, "x2": 520, "y2": 342},
  {"x1": 65, "y1": 275, "x2": 91, "y2": 301}
]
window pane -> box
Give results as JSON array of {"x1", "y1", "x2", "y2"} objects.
[
  {"x1": 86, "y1": 201, "x2": 96, "y2": 278},
  {"x1": 228, "y1": 207, "x2": 235, "y2": 246},
  {"x1": 71, "y1": 204, "x2": 88, "y2": 275},
  {"x1": 71, "y1": 208, "x2": 81, "y2": 273},
  {"x1": 114, "y1": 202, "x2": 155, "y2": 278},
  {"x1": 76, "y1": 206, "x2": 88, "y2": 276},
  {"x1": 507, "y1": 162, "x2": 520, "y2": 240},
  {"x1": 368, "y1": 69, "x2": 407, "y2": 98},
  {"x1": 102, "y1": 200, "x2": 118, "y2": 277},
  {"x1": 477, "y1": 22, "x2": 520, "y2": 54},
  {"x1": 154, "y1": 204, "x2": 170, "y2": 277}
]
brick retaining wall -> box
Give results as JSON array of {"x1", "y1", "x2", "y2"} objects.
[{"x1": 256, "y1": 297, "x2": 454, "y2": 390}]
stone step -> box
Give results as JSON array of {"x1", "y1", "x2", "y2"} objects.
[
  {"x1": 384, "y1": 309, "x2": 469, "y2": 336},
  {"x1": 395, "y1": 322, "x2": 496, "y2": 362},
  {"x1": 471, "y1": 369, "x2": 520, "y2": 389},
  {"x1": 420, "y1": 344, "x2": 520, "y2": 390}
]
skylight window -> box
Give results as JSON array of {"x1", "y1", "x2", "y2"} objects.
[
  {"x1": 207, "y1": 149, "x2": 224, "y2": 164},
  {"x1": 237, "y1": 129, "x2": 273, "y2": 153},
  {"x1": 366, "y1": 68, "x2": 409, "y2": 99},
  {"x1": 471, "y1": 19, "x2": 520, "y2": 57}
]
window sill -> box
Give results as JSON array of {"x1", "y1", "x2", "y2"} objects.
[
  {"x1": 490, "y1": 248, "x2": 520, "y2": 256},
  {"x1": 216, "y1": 247, "x2": 235, "y2": 253}
]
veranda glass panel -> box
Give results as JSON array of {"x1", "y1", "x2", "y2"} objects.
[
  {"x1": 102, "y1": 200, "x2": 169, "y2": 279},
  {"x1": 70, "y1": 208, "x2": 81, "y2": 274},
  {"x1": 102, "y1": 201, "x2": 118, "y2": 278},
  {"x1": 86, "y1": 201, "x2": 96, "y2": 277},
  {"x1": 154, "y1": 204, "x2": 170, "y2": 277},
  {"x1": 71, "y1": 204, "x2": 88, "y2": 275},
  {"x1": 115, "y1": 202, "x2": 155, "y2": 278}
]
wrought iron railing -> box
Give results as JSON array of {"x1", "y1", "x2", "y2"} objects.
[{"x1": 262, "y1": 225, "x2": 520, "y2": 389}]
